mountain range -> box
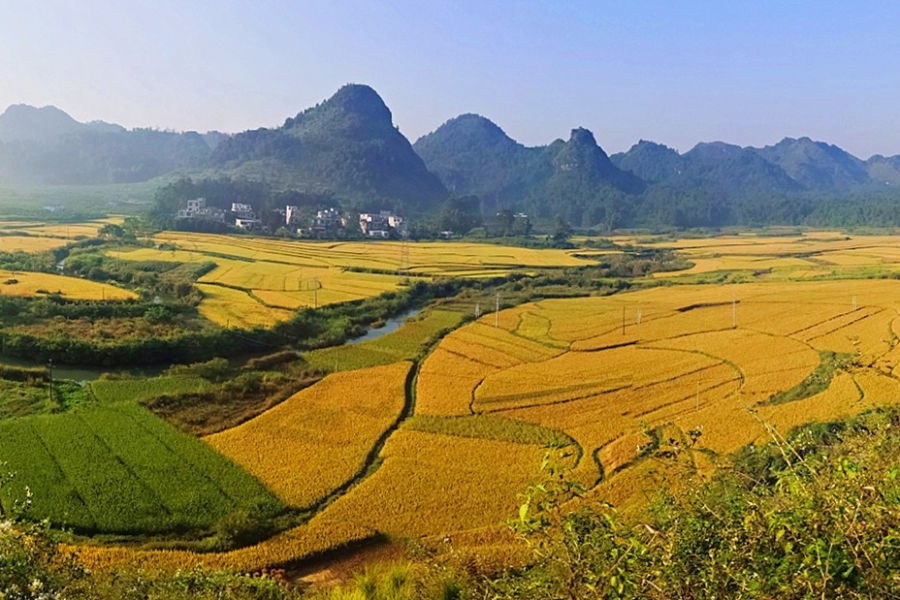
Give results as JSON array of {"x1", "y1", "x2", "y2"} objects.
[{"x1": 3, "y1": 84, "x2": 900, "y2": 227}]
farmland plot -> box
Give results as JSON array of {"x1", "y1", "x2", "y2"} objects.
[
  {"x1": 205, "y1": 362, "x2": 411, "y2": 508},
  {"x1": 0, "y1": 403, "x2": 283, "y2": 534}
]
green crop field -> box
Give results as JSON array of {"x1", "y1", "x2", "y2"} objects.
[
  {"x1": 0, "y1": 402, "x2": 284, "y2": 534},
  {"x1": 90, "y1": 375, "x2": 213, "y2": 404}
]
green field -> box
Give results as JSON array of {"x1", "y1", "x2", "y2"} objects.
[
  {"x1": 90, "y1": 375, "x2": 214, "y2": 404},
  {"x1": 0, "y1": 401, "x2": 284, "y2": 534}
]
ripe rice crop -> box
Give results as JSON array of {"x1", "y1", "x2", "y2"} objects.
[
  {"x1": 75, "y1": 429, "x2": 548, "y2": 573},
  {"x1": 0, "y1": 269, "x2": 135, "y2": 300},
  {"x1": 196, "y1": 284, "x2": 293, "y2": 328},
  {"x1": 415, "y1": 347, "x2": 502, "y2": 416},
  {"x1": 0, "y1": 235, "x2": 70, "y2": 252},
  {"x1": 305, "y1": 430, "x2": 549, "y2": 539},
  {"x1": 403, "y1": 414, "x2": 572, "y2": 447},
  {"x1": 205, "y1": 362, "x2": 410, "y2": 508},
  {"x1": 113, "y1": 232, "x2": 595, "y2": 326}
]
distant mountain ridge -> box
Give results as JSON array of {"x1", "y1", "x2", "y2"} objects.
[
  {"x1": 5, "y1": 86, "x2": 900, "y2": 227},
  {"x1": 0, "y1": 104, "x2": 211, "y2": 184}
]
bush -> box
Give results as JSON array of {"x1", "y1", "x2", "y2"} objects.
[{"x1": 485, "y1": 409, "x2": 900, "y2": 599}]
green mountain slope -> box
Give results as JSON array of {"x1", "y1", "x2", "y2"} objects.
[{"x1": 210, "y1": 84, "x2": 447, "y2": 211}]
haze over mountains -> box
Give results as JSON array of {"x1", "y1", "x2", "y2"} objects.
[{"x1": 3, "y1": 84, "x2": 900, "y2": 227}]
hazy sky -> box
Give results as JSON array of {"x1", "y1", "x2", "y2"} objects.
[{"x1": 2, "y1": 1, "x2": 899, "y2": 157}]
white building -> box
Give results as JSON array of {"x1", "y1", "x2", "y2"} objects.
[
  {"x1": 231, "y1": 203, "x2": 255, "y2": 219},
  {"x1": 177, "y1": 198, "x2": 225, "y2": 221},
  {"x1": 286, "y1": 205, "x2": 301, "y2": 225},
  {"x1": 359, "y1": 211, "x2": 404, "y2": 238}
]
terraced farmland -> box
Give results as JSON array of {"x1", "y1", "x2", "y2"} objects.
[
  {"x1": 416, "y1": 279, "x2": 900, "y2": 489},
  {"x1": 0, "y1": 217, "x2": 125, "y2": 252},
  {"x1": 74, "y1": 275, "x2": 900, "y2": 574},
  {"x1": 614, "y1": 230, "x2": 900, "y2": 282},
  {"x1": 108, "y1": 232, "x2": 595, "y2": 327}
]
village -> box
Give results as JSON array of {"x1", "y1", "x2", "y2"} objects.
[{"x1": 175, "y1": 198, "x2": 411, "y2": 239}]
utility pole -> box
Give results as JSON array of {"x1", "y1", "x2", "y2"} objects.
[
  {"x1": 495, "y1": 293, "x2": 500, "y2": 328},
  {"x1": 475, "y1": 302, "x2": 481, "y2": 319},
  {"x1": 637, "y1": 308, "x2": 642, "y2": 326},
  {"x1": 696, "y1": 381, "x2": 700, "y2": 412},
  {"x1": 732, "y1": 296, "x2": 737, "y2": 329},
  {"x1": 622, "y1": 306, "x2": 626, "y2": 335},
  {"x1": 853, "y1": 295, "x2": 858, "y2": 311},
  {"x1": 314, "y1": 278, "x2": 319, "y2": 309},
  {"x1": 47, "y1": 359, "x2": 53, "y2": 404}
]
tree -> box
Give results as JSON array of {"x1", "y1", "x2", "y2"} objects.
[{"x1": 439, "y1": 195, "x2": 483, "y2": 234}]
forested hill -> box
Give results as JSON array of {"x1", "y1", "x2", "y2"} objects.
[
  {"x1": 413, "y1": 115, "x2": 644, "y2": 227},
  {"x1": 415, "y1": 114, "x2": 900, "y2": 228},
  {"x1": 209, "y1": 84, "x2": 447, "y2": 212}
]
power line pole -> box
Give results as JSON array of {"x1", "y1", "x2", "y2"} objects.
[
  {"x1": 696, "y1": 381, "x2": 700, "y2": 412},
  {"x1": 475, "y1": 302, "x2": 481, "y2": 319},
  {"x1": 732, "y1": 296, "x2": 737, "y2": 329},
  {"x1": 622, "y1": 306, "x2": 626, "y2": 335},
  {"x1": 495, "y1": 293, "x2": 500, "y2": 328},
  {"x1": 637, "y1": 308, "x2": 642, "y2": 326},
  {"x1": 313, "y1": 278, "x2": 319, "y2": 309},
  {"x1": 853, "y1": 295, "x2": 858, "y2": 311}
]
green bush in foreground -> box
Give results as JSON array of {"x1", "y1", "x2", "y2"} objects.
[{"x1": 0, "y1": 520, "x2": 297, "y2": 599}]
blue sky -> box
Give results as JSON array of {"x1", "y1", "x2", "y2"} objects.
[{"x1": 1, "y1": 1, "x2": 898, "y2": 157}]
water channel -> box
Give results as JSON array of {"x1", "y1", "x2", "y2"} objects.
[{"x1": 0, "y1": 307, "x2": 423, "y2": 381}]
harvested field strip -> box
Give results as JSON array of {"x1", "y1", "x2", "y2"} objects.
[
  {"x1": 439, "y1": 338, "x2": 526, "y2": 369},
  {"x1": 403, "y1": 414, "x2": 575, "y2": 449},
  {"x1": 474, "y1": 378, "x2": 632, "y2": 410},
  {"x1": 792, "y1": 306, "x2": 880, "y2": 340},
  {"x1": 634, "y1": 378, "x2": 743, "y2": 420}
]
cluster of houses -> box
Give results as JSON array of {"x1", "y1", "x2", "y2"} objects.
[{"x1": 175, "y1": 198, "x2": 406, "y2": 238}]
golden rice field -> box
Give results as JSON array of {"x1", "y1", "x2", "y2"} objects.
[
  {"x1": 107, "y1": 231, "x2": 595, "y2": 327},
  {"x1": 73, "y1": 273, "x2": 900, "y2": 574},
  {"x1": 0, "y1": 269, "x2": 136, "y2": 300},
  {"x1": 0, "y1": 235, "x2": 70, "y2": 252},
  {"x1": 204, "y1": 362, "x2": 410, "y2": 508},
  {"x1": 609, "y1": 230, "x2": 900, "y2": 281},
  {"x1": 52, "y1": 228, "x2": 900, "y2": 575},
  {"x1": 416, "y1": 278, "x2": 900, "y2": 490},
  {"x1": 77, "y1": 423, "x2": 549, "y2": 575},
  {"x1": 0, "y1": 216, "x2": 124, "y2": 247},
  {"x1": 195, "y1": 284, "x2": 293, "y2": 328}
]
